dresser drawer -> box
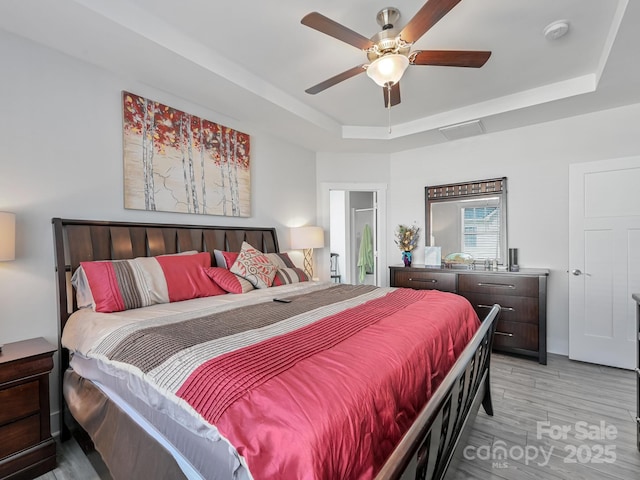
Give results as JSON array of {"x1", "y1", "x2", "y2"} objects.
[
  {"x1": 492, "y1": 320, "x2": 539, "y2": 352},
  {"x1": 0, "y1": 355, "x2": 54, "y2": 385},
  {"x1": 464, "y1": 292, "x2": 539, "y2": 324},
  {"x1": 0, "y1": 381, "x2": 40, "y2": 425},
  {"x1": 393, "y1": 270, "x2": 456, "y2": 292},
  {"x1": 458, "y1": 274, "x2": 539, "y2": 297},
  {"x1": 0, "y1": 414, "x2": 41, "y2": 458}
]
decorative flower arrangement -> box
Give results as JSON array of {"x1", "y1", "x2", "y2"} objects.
[{"x1": 395, "y1": 224, "x2": 420, "y2": 252}]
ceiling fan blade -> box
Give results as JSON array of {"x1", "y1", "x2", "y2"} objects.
[
  {"x1": 305, "y1": 65, "x2": 367, "y2": 95},
  {"x1": 383, "y1": 83, "x2": 401, "y2": 107},
  {"x1": 302, "y1": 12, "x2": 374, "y2": 50},
  {"x1": 410, "y1": 50, "x2": 491, "y2": 67},
  {"x1": 400, "y1": 0, "x2": 463, "y2": 43}
]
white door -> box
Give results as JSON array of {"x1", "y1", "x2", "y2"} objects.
[{"x1": 569, "y1": 156, "x2": 640, "y2": 369}]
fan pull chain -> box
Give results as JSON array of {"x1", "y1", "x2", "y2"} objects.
[{"x1": 387, "y1": 84, "x2": 392, "y2": 134}]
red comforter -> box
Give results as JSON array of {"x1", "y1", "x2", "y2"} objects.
[{"x1": 176, "y1": 288, "x2": 479, "y2": 479}]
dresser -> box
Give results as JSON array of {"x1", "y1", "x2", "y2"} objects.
[
  {"x1": 0, "y1": 337, "x2": 57, "y2": 479},
  {"x1": 390, "y1": 266, "x2": 549, "y2": 364}
]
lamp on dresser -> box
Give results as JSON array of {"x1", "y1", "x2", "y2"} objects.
[
  {"x1": 290, "y1": 225, "x2": 325, "y2": 279},
  {"x1": 0, "y1": 211, "x2": 16, "y2": 261}
]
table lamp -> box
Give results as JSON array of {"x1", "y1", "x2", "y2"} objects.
[
  {"x1": 290, "y1": 226, "x2": 324, "y2": 279},
  {"x1": 0, "y1": 212, "x2": 16, "y2": 261}
]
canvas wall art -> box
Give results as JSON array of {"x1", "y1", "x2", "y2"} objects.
[{"x1": 123, "y1": 91, "x2": 250, "y2": 217}]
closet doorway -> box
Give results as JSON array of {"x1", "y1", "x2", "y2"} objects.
[{"x1": 321, "y1": 183, "x2": 387, "y2": 287}]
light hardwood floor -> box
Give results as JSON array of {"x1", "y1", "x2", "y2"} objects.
[
  {"x1": 38, "y1": 353, "x2": 639, "y2": 479},
  {"x1": 450, "y1": 353, "x2": 639, "y2": 480}
]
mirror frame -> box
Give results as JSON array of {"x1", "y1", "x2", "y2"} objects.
[{"x1": 425, "y1": 177, "x2": 508, "y2": 265}]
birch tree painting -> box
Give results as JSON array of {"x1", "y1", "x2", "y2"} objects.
[{"x1": 123, "y1": 91, "x2": 250, "y2": 217}]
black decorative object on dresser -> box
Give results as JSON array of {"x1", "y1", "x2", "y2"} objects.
[
  {"x1": 390, "y1": 266, "x2": 549, "y2": 364},
  {"x1": 0, "y1": 337, "x2": 57, "y2": 479}
]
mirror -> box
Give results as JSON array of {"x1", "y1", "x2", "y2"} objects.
[{"x1": 425, "y1": 177, "x2": 507, "y2": 265}]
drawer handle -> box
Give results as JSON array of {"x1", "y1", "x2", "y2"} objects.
[
  {"x1": 494, "y1": 331, "x2": 514, "y2": 337},
  {"x1": 409, "y1": 278, "x2": 437, "y2": 283},
  {"x1": 478, "y1": 304, "x2": 515, "y2": 312},
  {"x1": 477, "y1": 282, "x2": 515, "y2": 289}
]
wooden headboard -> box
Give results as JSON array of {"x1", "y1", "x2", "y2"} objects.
[{"x1": 52, "y1": 217, "x2": 279, "y2": 329}]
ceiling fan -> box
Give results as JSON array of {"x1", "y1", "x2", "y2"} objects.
[{"x1": 301, "y1": 0, "x2": 491, "y2": 108}]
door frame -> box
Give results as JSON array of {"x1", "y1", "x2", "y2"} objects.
[{"x1": 319, "y1": 183, "x2": 388, "y2": 286}]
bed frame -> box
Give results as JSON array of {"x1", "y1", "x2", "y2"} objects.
[{"x1": 52, "y1": 217, "x2": 500, "y2": 480}]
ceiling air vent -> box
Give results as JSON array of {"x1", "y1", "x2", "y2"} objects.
[{"x1": 439, "y1": 119, "x2": 485, "y2": 141}]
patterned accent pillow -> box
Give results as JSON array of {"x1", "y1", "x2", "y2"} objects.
[
  {"x1": 204, "y1": 267, "x2": 255, "y2": 294},
  {"x1": 272, "y1": 267, "x2": 309, "y2": 286},
  {"x1": 265, "y1": 252, "x2": 295, "y2": 269},
  {"x1": 230, "y1": 242, "x2": 278, "y2": 289},
  {"x1": 79, "y1": 252, "x2": 225, "y2": 313}
]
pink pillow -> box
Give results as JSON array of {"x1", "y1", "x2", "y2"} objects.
[
  {"x1": 222, "y1": 251, "x2": 239, "y2": 268},
  {"x1": 204, "y1": 267, "x2": 254, "y2": 294},
  {"x1": 213, "y1": 250, "x2": 239, "y2": 269},
  {"x1": 155, "y1": 252, "x2": 226, "y2": 302}
]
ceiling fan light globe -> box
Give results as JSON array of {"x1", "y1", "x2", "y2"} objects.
[{"x1": 366, "y1": 54, "x2": 409, "y2": 87}]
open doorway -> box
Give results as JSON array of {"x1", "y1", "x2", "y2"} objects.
[{"x1": 320, "y1": 183, "x2": 387, "y2": 287}]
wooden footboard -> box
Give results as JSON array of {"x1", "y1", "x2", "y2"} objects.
[{"x1": 376, "y1": 304, "x2": 500, "y2": 480}]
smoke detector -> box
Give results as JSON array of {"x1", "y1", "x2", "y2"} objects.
[{"x1": 543, "y1": 20, "x2": 570, "y2": 41}]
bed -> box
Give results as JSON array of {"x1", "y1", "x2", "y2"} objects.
[{"x1": 52, "y1": 218, "x2": 500, "y2": 480}]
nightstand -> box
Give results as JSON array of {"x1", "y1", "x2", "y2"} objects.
[{"x1": 0, "y1": 337, "x2": 57, "y2": 479}]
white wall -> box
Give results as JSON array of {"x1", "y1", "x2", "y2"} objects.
[
  {"x1": 316, "y1": 152, "x2": 391, "y2": 184},
  {"x1": 0, "y1": 31, "x2": 317, "y2": 429},
  {"x1": 317, "y1": 102, "x2": 640, "y2": 356}
]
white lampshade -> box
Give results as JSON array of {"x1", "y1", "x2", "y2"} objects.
[
  {"x1": 291, "y1": 226, "x2": 324, "y2": 279},
  {"x1": 366, "y1": 54, "x2": 410, "y2": 87},
  {"x1": 290, "y1": 226, "x2": 325, "y2": 250},
  {"x1": 0, "y1": 212, "x2": 16, "y2": 261}
]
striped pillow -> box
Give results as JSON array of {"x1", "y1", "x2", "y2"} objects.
[
  {"x1": 265, "y1": 252, "x2": 295, "y2": 269},
  {"x1": 204, "y1": 267, "x2": 254, "y2": 294},
  {"x1": 272, "y1": 267, "x2": 309, "y2": 286},
  {"x1": 80, "y1": 252, "x2": 225, "y2": 313}
]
